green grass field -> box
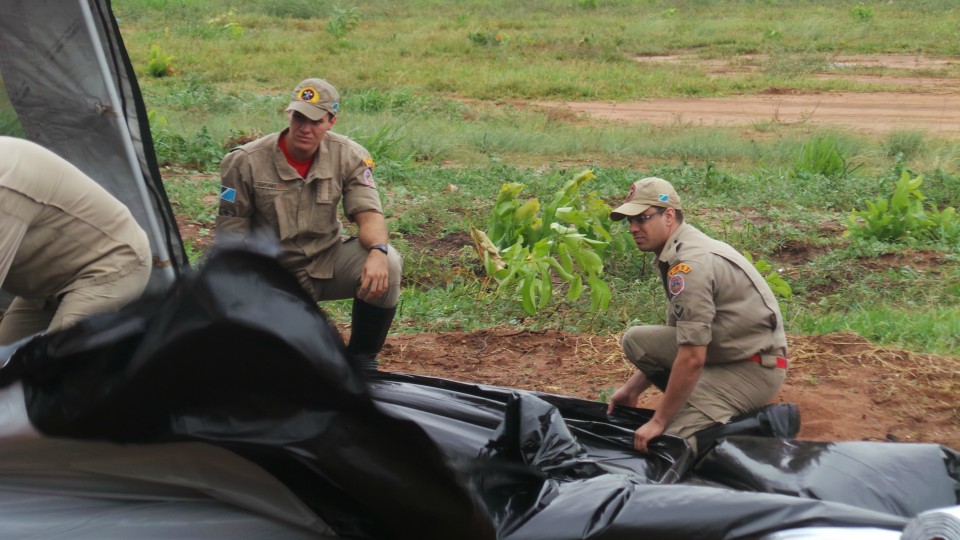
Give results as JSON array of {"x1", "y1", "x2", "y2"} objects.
[{"x1": 8, "y1": 0, "x2": 960, "y2": 356}]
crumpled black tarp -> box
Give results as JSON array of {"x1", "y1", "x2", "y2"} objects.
[{"x1": 0, "y1": 241, "x2": 957, "y2": 539}]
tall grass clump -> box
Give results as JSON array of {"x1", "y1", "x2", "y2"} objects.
[
  {"x1": 793, "y1": 133, "x2": 861, "y2": 179},
  {"x1": 327, "y1": 5, "x2": 361, "y2": 39},
  {"x1": 883, "y1": 130, "x2": 925, "y2": 160}
]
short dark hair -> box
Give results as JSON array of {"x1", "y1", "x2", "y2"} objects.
[{"x1": 674, "y1": 209, "x2": 684, "y2": 223}]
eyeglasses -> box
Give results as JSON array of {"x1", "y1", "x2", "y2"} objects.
[{"x1": 627, "y1": 208, "x2": 666, "y2": 225}]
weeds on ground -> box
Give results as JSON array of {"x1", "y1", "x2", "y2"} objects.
[
  {"x1": 845, "y1": 171, "x2": 960, "y2": 246},
  {"x1": 146, "y1": 44, "x2": 174, "y2": 77},
  {"x1": 327, "y1": 5, "x2": 360, "y2": 40}
]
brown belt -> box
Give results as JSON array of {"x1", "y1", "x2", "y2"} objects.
[{"x1": 749, "y1": 354, "x2": 788, "y2": 369}]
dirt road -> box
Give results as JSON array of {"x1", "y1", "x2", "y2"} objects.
[{"x1": 539, "y1": 92, "x2": 960, "y2": 135}]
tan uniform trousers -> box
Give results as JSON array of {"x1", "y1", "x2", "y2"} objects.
[
  {"x1": 0, "y1": 263, "x2": 151, "y2": 344},
  {"x1": 292, "y1": 237, "x2": 403, "y2": 308},
  {"x1": 622, "y1": 325, "x2": 786, "y2": 451}
]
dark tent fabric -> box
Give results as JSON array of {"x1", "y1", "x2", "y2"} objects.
[
  {"x1": 0, "y1": 0, "x2": 187, "y2": 291},
  {"x1": 0, "y1": 241, "x2": 955, "y2": 539}
]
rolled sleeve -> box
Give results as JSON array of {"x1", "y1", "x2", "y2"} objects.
[
  {"x1": 668, "y1": 259, "x2": 716, "y2": 346},
  {"x1": 676, "y1": 320, "x2": 712, "y2": 346},
  {"x1": 341, "y1": 149, "x2": 383, "y2": 219}
]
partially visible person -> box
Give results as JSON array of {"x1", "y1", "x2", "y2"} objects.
[
  {"x1": 0, "y1": 136, "x2": 152, "y2": 344},
  {"x1": 605, "y1": 177, "x2": 788, "y2": 455},
  {"x1": 215, "y1": 78, "x2": 402, "y2": 371}
]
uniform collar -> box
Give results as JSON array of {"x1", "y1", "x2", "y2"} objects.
[
  {"x1": 657, "y1": 222, "x2": 689, "y2": 264},
  {"x1": 273, "y1": 129, "x2": 335, "y2": 183}
]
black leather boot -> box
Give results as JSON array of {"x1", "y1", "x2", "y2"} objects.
[
  {"x1": 647, "y1": 369, "x2": 671, "y2": 392},
  {"x1": 694, "y1": 403, "x2": 801, "y2": 455},
  {"x1": 346, "y1": 299, "x2": 396, "y2": 372}
]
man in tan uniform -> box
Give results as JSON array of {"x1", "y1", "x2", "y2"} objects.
[
  {"x1": 216, "y1": 78, "x2": 402, "y2": 371},
  {"x1": 0, "y1": 137, "x2": 152, "y2": 344},
  {"x1": 605, "y1": 177, "x2": 787, "y2": 454}
]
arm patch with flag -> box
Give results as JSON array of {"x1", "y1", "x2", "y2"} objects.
[{"x1": 220, "y1": 186, "x2": 237, "y2": 203}]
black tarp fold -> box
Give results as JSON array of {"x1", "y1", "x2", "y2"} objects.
[{"x1": 1, "y1": 242, "x2": 956, "y2": 539}]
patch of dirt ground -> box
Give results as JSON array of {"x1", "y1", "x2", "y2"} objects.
[
  {"x1": 535, "y1": 53, "x2": 960, "y2": 136},
  {"x1": 377, "y1": 329, "x2": 960, "y2": 449}
]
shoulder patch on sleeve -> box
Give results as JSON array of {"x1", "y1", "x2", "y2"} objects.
[
  {"x1": 668, "y1": 275, "x2": 685, "y2": 296},
  {"x1": 363, "y1": 156, "x2": 376, "y2": 168},
  {"x1": 220, "y1": 186, "x2": 237, "y2": 203},
  {"x1": 361, "y1": 168, "x2": 376, "y2": 188},
  {"x1": 668, "y1": 263, "x2": 692, "y2": 276}
]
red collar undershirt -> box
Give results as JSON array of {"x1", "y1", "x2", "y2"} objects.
[{"x1": 278, "y1": 135, "x2": 315, "y2": 179}]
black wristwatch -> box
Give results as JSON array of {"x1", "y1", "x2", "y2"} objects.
[{"x1": 369, "y1": 243, "x2": 389, "y2": 255}]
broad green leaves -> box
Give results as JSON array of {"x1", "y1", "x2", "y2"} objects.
[
  {"x1": 743, "y1": 252, "x2": 792, "y2": 300},
  {"x1": 473, "y1": 170, "x2": 614, "y2": 315},
  {"x1": 845, "y1": 171, "x2": 959, "y2": 247}
]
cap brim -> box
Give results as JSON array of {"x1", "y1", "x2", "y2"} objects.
[
  {"x1": 610, "y1": 202, "x2": 652, "y2": 221},
  {"x1": 286, "y1": 101, "x2": 328, "y2": 121}
]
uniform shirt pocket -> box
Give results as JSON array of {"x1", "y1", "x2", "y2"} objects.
[
  {"x1": 253, "y1": 183, "x2": 294, "y2": 240},
  {"x1": 301, "y1": 178, "x2": 339, "y2": 233}
]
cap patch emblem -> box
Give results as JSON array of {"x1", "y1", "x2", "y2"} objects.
[
  {"x1": 668, "y1": 263, "x2": 691, "y2": 276},
  {"x1": 658, "y1": 193, "x2": 669, "y2": 202},
  {"x1": 331, "y1": 101, "x2": 340, "y2": 112},
  {"x1": 220, "y1": 186, "x2": 236, "y2": 203},
  {"x1": 625, "y1": 183, "x2": 636, "y2": 202},
  {"x1": 297, "y1": 87, "x2": 320, "y2": 103},
  {"x1": 668, "y1": 275, "x2": 685, "y2": 296}
]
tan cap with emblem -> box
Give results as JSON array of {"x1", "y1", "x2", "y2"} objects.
[
  {"x1": 609, "y1": 177, "x2": 682, "y2": 221},
  {"x1": 285, "y1": 78, "x2": 340, "y2": 120}
]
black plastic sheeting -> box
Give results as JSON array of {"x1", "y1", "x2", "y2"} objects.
[{"x1": 0, "y1": 241, "x2": 957, "y2": 539}]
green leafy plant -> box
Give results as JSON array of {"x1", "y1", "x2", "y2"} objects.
[
  {"x1": 327, "y1": 6, "x2": 360, "y2": 40},
  {"x1": 743, "y1": 252, "x2": 792, "y2": 300},
  {"x1": 598, "y1": 386, "x2": 617, "y2": 403},
  {"x1": 146, "y1": 44, "x2": 174, "y2": 77},
  {"x1": 472, "y1": 170, "x2": 614, "y2": 315},
  {"x1": 845, "y1": 171, "x2": 929, "y2": 242},
  {"x1": 928, "y1": 205, "x2": 960, "y2": 246},
  {"x1": 844, "y1": 171, "x2": 960, "y2": 246},
  {"x1": 850, "y1": 3, "x2": 874, "y2": 21},
  {"x1": 206, "y1": 10, "x2": 244, "y2": 38},
  {"x1": 468, "y1": 31, "x2": 502, "y2": 46},
  {"x1": 148, "y1": 111, "x2": 223, "y2": 171},
  {"x1": 764, "y1": 28, "x2": 783, "y2": 40}
]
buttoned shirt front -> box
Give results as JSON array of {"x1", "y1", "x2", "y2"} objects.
[{"x1": 216, "y1": 130, "x2": 382, "y2": 279}]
